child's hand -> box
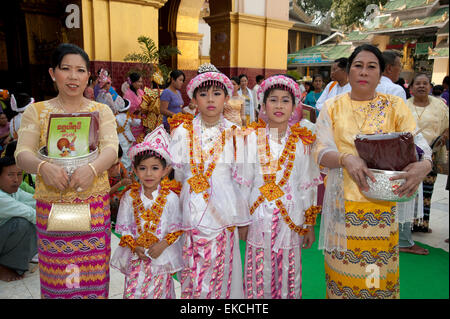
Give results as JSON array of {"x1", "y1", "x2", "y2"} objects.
[
  {"x1": 134, "y1": 246, "x2": 150, "y2": 261},
  {"x1": 147, "y1": 240, "x2": 169, "y2": 259},
  {"x1": 302, "y1": 226, "x2": 315, "y2": 249}
]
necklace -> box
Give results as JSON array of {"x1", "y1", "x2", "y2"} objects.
[
  {"x1": 414, "y1": 105, "x2": 427, "y2": 121},
  {"x1": 268, "y1": 128, "x2": 287, "y2": 142},
  {"x1": 201, "y1": 117, "x2": 221, "y2": 128},
  {"x1": 119, "y1": 178, "x2": 183, "y2": 251},
  {"x1": 313, "y1": 91, "x2": 321, "y2": 103},
  {"x1": 56, "y1": 97, "x2": 85, "y2": 113},
  {"x1": 186, "y1": 118, "x2": 227, "y2": 203},
  {"x1": 250, "y1": 123, "x2": 320, "y2": 235},
  {"x1": 349, "y1": 93, "x2": 388, "y2": 134}
]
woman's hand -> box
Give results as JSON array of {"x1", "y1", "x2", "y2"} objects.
[
  {"x1": 302, "y1": 226, "x2": 315, "y2": 249},
  {"x1": 69, "y1": 164, "x2": 95, "y2": 192},
  {"x1": 134, "y1": 246, "x2": 150, "y2": 261},
  {"x1": 147, "y1": 241, "x2": 169, "y2": 259},
  {"x1": 390, "y1": 160, "x2": 432, "y2": 198},
  {"x1": 342, "y1": 154, "x2": 376, "y2": 192},
  {"x1": 40, "y1": 162, "x2": 70, "y2": 191}
]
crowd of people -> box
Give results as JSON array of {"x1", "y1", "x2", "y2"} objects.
[{"x1": 0, "y1": 42, "x2": 448, "y2": 300}]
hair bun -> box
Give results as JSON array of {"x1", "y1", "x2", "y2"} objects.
[{"x1": 198, "y1": 63, "x2": 219, "y2": 74}]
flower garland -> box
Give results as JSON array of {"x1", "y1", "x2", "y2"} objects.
[
  {"x1": 249, "y1": 123, "x2": 321, "y2": 235},
  {"x1": 119, "y1": 177, "x2": 183, "y2": 251},
  {"x1": 116, "y1": 113, "x2": 134, "y2": 145},
  {"x1": 185, "y1": 119, "x2": 227, "y2": 203}
]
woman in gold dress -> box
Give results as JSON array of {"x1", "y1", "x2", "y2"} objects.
[
  {"x1": 313, "y1": 44, "x2": 432, "y2": 299},
  {"x1": 14, "y1": 44, "x2": 118, "y2": 298},
  {"x1": 223, "y1": 76, "x2": 246, "y2": 127}
]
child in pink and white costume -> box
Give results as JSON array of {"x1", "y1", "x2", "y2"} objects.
[
  {"x1": 241, "y1": 75, "x2": 322, "y2": 299},
  {"x1": 110, "y1": 125, "x2": 183, "y2": 299},
  {"x1": 169, "y1": 65, "x2": 250, "y2": 299}
]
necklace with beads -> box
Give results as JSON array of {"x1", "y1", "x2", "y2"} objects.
[
  {"x1": 56, "y1": 97, "x2": 86, "y2": 113},
  {"x1": 129, "y1": 177, "x2": 170, "y2": 248},
  {"x1": 119, "y1": 178, "x2": 183, "y2": 251},
  {"x1": 185, "y1": 117, "x2": 227, "y2": 203},
  {"x1": 201, "y1": 117, "x2": 221, "y2": 128},
  {"x1": 250, "y1": 123, "x2": 320, "y2": 235},
  {"x1": 349, "y1": 93, "x2": 389, "y2": 134}
]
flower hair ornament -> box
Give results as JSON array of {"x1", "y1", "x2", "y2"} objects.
[
  {"x1": 10, "y1": 94, "x2": 34, "y2": 112},
  {"x1": 128, "y1": 124, "x2": 172, "y2": 165},
  {"x1": 98, "y1": 68, "x2": 112, "y2": 89},
  {"x1": 256, "y1": 75, "x2": 302, "y2": 107},
  {"x1": 186, "y1": 63, "x2": 233, "y2": 99},
  {"x1": 197, "y1": 63, "x2": 219, "y2": 74}
]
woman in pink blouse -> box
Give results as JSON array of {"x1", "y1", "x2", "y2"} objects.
[{"x1": 123, "y1": 72, "x2": 145, "y2": 142}]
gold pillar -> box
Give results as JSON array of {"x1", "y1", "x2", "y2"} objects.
[
  {"x1": 174, "y1": 0, "x2": 205, "y2": 71},
  {"x1": 82, "y1": 0, "x2": 167, "y2": 61},
  {"x1": 205, "y1": 11, "x2": 292, "y2": 71},
  {"x1": 176, "y1": 31, "x2": 204, "y2": 70}
]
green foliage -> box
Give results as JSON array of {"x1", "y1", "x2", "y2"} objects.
[
  {"x1": 287, "y1": 70, "x2": 302, "y2": 80},
  {"x1": 124, "y1": 36, "x2": 181, "y2": 84},
  {"x1": 297, "y1": 0, "x2": 332, "y2": 19},
  {"x1": 296, "y1": 0, "x2": 389, "y2": 29}
]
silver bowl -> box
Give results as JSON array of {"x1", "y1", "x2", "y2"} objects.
[
  {"x1": 37, "y1": 146, "x2": 98, "y2": 177},
  {"x1": 361, "y1": 169, "x2": 418, "y2": 202}
]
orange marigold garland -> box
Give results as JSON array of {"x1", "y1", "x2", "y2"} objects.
[
  {"x1": 116, "y1": 113, "x2": 134, "y2": 145},
  {"x1": 168, "y1": 112, "x2": 194, "y2": 133},
  {"x1": 250, "y1": 123, "x2": 321, "y2": 235},
  {"x1": 119, "y1": 177, "x2": 183, "y2": 251},
  {"x1": 185, "y1": 120, "x2": 227, "y2": 203}
]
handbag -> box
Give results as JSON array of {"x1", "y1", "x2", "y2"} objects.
[
  {"x1": 431, "y1": 136, "x2": 449, "y2": 175},
  {"x1": 354, "y1": 132, "x2": 417, "y2": 171},
  {"x1": 47, "y1": 203, "x2": 91, "y2": 232}
]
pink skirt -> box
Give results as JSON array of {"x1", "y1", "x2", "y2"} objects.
[{"x1": 35, "y1": 194, "x2": 111, "y2": 299}]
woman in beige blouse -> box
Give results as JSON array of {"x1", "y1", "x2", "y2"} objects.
[
  {"x1": 407, "y1": 73, "x2": 449, "y2": 233},
  {"x1": 14, "y1": 44, "x2": 118, "y2": 298}
]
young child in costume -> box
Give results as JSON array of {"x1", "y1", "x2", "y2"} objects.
[
  {"x1": 110, "y1": 125, "x2": 183, "y2": 299},
  {"x1": 115, "y1": 99, "x2": 140, "y2": 172},
  {"x1": 241, "y1": 75, "x2": 322, "y2": 299},
  {"x1": 108, "y1": 145, "x2": 132, "y2": 225},
  {"x1": 168, "y1": 64, "x2": 250, "y2": 299}
]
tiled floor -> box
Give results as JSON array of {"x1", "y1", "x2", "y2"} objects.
[{"x1": 1, "y1": 174, "x2": 448, "y2": 299}]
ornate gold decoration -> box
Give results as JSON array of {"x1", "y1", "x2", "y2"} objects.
[
  {"x1": 119, "y1": 177, "x2": 183, "y2": 251},
  {"x1": 409, "y1": 18, "x2": 425, "y2": 26},
  {"x1": 393, "y1": 16, "x2": 402, "y2": 28},
  {"x1": 436, "y1": 11, "x2": 448, "y2": 23}
]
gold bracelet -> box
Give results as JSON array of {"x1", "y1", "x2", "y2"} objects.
[
  {"x1": 338, "y1": 153, "x2": 349, "y2": 167},
  {"x1": 37, "y1": 161, "x2": 47, "y2": 176},
  {"x1": 88, "y1": 163, "x2": 98, "y2": 177}
]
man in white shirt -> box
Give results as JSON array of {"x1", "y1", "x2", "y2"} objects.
[
  {"x1": 376, "y1": 50, "x2": 407, "y2": 102},
  {"x1": 316, "y1": 58, "x2": 351, "y2": 111},
  {"x1": 0, "y1": 156, "x2": 37, "y2": 281}
]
